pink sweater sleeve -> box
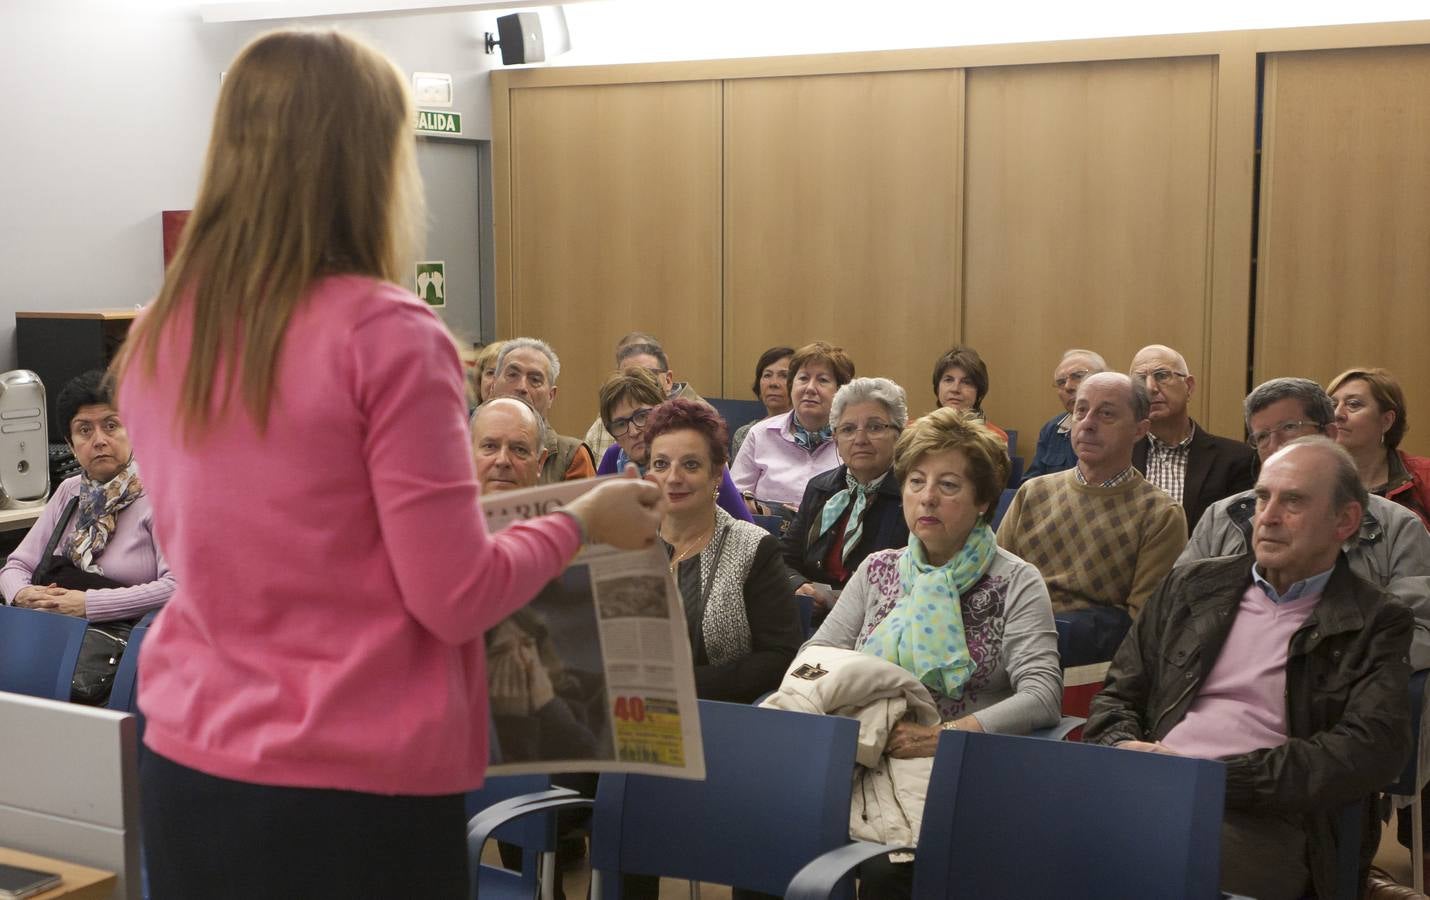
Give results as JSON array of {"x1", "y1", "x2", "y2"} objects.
[{"x1": 349, "y1": 303, "x2": 580, "y2": 645}]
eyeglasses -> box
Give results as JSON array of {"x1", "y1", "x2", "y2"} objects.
[
  {"x1": 834, "y1": 421, "x2": 899, "y2": 439},
  {"x1": 1133, "y1": 369, "x2": 1188, "y2": 386},
  {"x1": 609, "y1": 408, "x2": 652, "y2": 437},
  {"x1": 1053, "y1": 369, "x2": 1091, "y2": 390},
  {"x1": 1246, "y1": 420, "x2": 1317, "y2": 449}
]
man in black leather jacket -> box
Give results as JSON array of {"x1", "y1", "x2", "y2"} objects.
[{"x1": 1085, "y1": 436, "x2": 1413, "y2": 900}]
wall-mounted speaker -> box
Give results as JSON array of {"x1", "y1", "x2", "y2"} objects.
[{"x1": 486, "y1": 12, "x2": 545, "y2": 66}]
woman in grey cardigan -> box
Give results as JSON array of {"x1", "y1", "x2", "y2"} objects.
[
  {"x1": 805, "y1": 407, "x2": 1061, "y2": 898},
  {"x1": 645, "y1": 398, "x2": 804, "y2": 703}
]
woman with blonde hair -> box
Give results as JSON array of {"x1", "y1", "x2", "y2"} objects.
[
  {"x1": 114, "y1": 30, "x2": 661, "y2": 898},
  {"x1": 473, "y1": 339, "x2": 506, "y2": 404}
]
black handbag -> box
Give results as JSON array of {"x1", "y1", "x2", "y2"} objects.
[{"x1": 31, "y1": 496, "x2": 139, "y2": 705}]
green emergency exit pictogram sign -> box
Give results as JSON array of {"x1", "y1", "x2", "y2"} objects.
[
  {"x1": 416, "y1": 261, "x2": 446, "y2": 307},
  {"x1": 416, "y1": 109, "x2": 462, "y2": 136}
]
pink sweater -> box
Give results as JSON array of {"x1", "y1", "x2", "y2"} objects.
[
  {"x1": 1161, "y1": 584, "x2": 1320, "y2": 760},
  {"x1": 0, "y1": 475, "x2": 173, "y2": 621},
  {"x1": 119, "y1": 275, "x2": 580, "y2": 795}
]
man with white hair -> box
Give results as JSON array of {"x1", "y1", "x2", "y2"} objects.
[
  {"x1": 1086, "y1": 436, "x2": 1412, "y2": 900},
  {"x1": 491, "y1": 337, "x2": 595, "y2": 485},
  {"x1": 1128, "y1": 343, "x2": 1256, "y2": 531},
  {"x1": 1025, "y1": 348, "x2": 1107, "y2": 480}
]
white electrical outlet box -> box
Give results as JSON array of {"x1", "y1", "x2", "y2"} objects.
[{"x1": 412, "y1": 72, "x2": 453, "y2": 108}]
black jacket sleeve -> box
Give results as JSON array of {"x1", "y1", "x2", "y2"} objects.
[
  {"x1": 696, "y1": 536, "x2": 804, "y2": 703},
  {"x1": 1081, "y1": 573, "x2": 1176, "y2": 746},
  {"x1": 781, "y1": 481, "x2": 821, "y2": 588}
]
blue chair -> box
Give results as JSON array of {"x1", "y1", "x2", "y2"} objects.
[
  {"x1": 990, "y1": 488, "x2": 1015, "y2": 530},
  {"x1": 1055, "y1": 606, "x2": 1133, "y2": 668},
  {"x1": 795, "y1": 592, "x2": 814, "y2": 640},
  {"x1": 787, "y1": 730, "x2": 1227, "y2": 900},
  {"x1": 466, "y1": 774, "x2": 588, "y2": 900},
  {"x1": 590, "y1": 700, "x2": 860, "y2": 898},
  {"x1": 706, "y1": 397, "x2": 768, "y2": 456},
  {"x1": 751, "y1": 514, "x2": 786, "y2": 538},
  {"x1": 108, "y1": 610, "x2": 159, "y2": 713},
  {"x1": 1007, "y1": 455, "x2": 1025, "y2": 488},
  {"x1": 1004, "y1": 429, "x2": 1018, "y2": 460},
  {"x1": 0, "y1": 604, "x2": 88, "y2": 700}
]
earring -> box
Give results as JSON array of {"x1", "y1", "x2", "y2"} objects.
[{"x1": 713, "y1": 487, "x2": 720, "y2": 499}]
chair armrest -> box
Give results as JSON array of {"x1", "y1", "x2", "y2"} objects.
[
  {"x1": 783, "y1": 840, "x2": 911, "y2": 900},
  {"x1": 466, "y1": 791, "x2": 592, "y2": 873},
  {"x1": 1029, "y1": 716, "x2": 1086, "y2": 741}
]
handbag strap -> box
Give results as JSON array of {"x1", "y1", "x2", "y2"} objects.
[{"x1": 33, "y1": 496, "x2": 80, "y2": 584}]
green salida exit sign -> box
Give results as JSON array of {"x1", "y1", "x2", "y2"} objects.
[{"x1": 416, "y1": 109, "x2": 462, "y2": 136}]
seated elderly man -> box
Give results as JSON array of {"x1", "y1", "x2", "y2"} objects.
[
  {"x1": 997, "y1": 372, "x2": 1186, "y2": 663},
  {"x1": 1025, "y1": 348, "x2": 1106, "y2": 480},
  {"x1": 490, "y1": 337, "x2": 596, "y2": 485},
  {"x1": 1129, "y1": 344, "x2": 1256, "y2": 530},
  {"x1": 471, "y1": 397, "x2": 547, "y2": 493},
  {"x1": 1085, "y1": 437, "x2": 1412, "y2": 900},
  {"x1": 583, "y1": 333, "x2": 705, "y2": 458}
]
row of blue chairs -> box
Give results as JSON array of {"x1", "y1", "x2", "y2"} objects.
[
  {"x1": 0, "y1": 603, "x2": 151, "y2": 712},
  {"x1": 469, "y1": 700, "x2": 1233, "y2": 900}
]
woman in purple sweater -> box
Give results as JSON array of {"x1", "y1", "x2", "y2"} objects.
[
  {"x1": 110, "y1": 30, "x2": 661, "y2": 900},
  {"x1": 2, "y1": 369, "x2": 173, "y2": 623}
]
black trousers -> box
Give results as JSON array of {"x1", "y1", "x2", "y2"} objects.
[{"x1": 141, "y1": 750, "x2": 468, "y2": 899}]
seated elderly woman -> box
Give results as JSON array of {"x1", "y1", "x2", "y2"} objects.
[
  {"x1": 783, "y1": 377, "x2": 911, "y2": 619},
  {"x1": 731, "y1": 345, "x2": 794, "y2": 461},
  {"x1": 644, "y1": 398, "x2": 803, "y2": 702},
  {"x1": 1328, "y1": 367, "x2": 1430, "y2": 527},
  {"x1": 804, "y1": 406, "x2": 1061, "y2": 898},
  {"x1": 1, "y1": 370, "x2": 175, "y2": 701},
  {"x1": 596, "y1": 367, "x2": 751, "y2": 521},
  {"x1": 731, "y1": 341, "x2": 854, "y2": 514},
  {"x1": 930, "y1": 345, "x2": 1008, "y2": 442}
]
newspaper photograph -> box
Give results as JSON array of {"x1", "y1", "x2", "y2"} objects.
[{"x1": 481, "y1": 477, "x2": 705, "y2": 779}]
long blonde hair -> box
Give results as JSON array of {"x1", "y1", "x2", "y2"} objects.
[{"x1": 114, "y1": 29, "x2": 424, "y2": 436}]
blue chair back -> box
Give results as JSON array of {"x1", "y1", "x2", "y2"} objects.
[
  {"x1": 913, "y1": 731, "x2": 1225, "y2": 900},
  {"x1": 752, "y1": 514, "x2": 785, "y2": 538},
  {"x1": 591, "y1": 700, "x2": 859, "y2": 897},
  {"x1": 107, "y1": 621, "x2": 149, "y2": 713},
  {"x1": 990, "y1": 488, "x2": 1016, "y2": 530},
  {"x1": 466, "y1": 773, "x2": 560, "y2": 899},
  {"x1": 794, "y1": 592, "x2": 814, "y2": 640},
  {"x1": 1004, "y1": 429, "x2": 1018, "y2": 459},
  {"x1": 0, "y1": 605, "x2": 88, "y2": 701},
  {"x1": 706, "y1": 397, "x2": 768, "y2": 454}
]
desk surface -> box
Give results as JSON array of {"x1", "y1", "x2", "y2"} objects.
[
  {"x1": 0, "y1": 505, "x2": 40, "y2": 533},
  {"x1": 0, "y1": 847, "x2": 115, "y2": 900}
]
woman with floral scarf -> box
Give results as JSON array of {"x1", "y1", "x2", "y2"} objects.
[{"x1": 1, "y1": 369, "x2": 173, "y2": 622}]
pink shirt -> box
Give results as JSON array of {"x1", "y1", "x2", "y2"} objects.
[
  {"x1": 1161, "y1": 584, "x2": 1320, "y2": 760},
  {"x1": 730, "y1": 411, "x2": 840, "y2": 508},
  {"x1": 119, "y1": 275, "x2": 579, "y2": 795},
  {"x1": 0, "y1": 475, "x2": 174, "y2": 622}
]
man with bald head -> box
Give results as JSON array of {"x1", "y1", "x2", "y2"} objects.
[
  {"x1": 1025, "y1": 348, "x2": 1107, "y2": 479},
  {"x1": 1086, "y1": 437, "x2": 1412, "y2": 900},
  {"x1": 471, "y1": 397, "x2": 548, "y2": 493},
  {"x1": 998, "y1": 373, "x2": 1186, "y2": 662},
  {"x1": 1129, "y1": 343, "x2": 1255, "y2": 530}
]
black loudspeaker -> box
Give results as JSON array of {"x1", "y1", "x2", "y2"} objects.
[{"x1": 494, "y1": 12, "x2": 545, "y2": 65}]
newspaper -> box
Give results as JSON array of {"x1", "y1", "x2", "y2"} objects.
[{"x1": 481, "y1": 477, "x2": 705, "y2": 779}]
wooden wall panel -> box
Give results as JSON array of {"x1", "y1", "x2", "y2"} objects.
[
  {"x1": 507, "y1": 81, "x2": 722, "y2": 438},
  {"x1": 722, "y1": 70, "x2": 964, "y2": 408},
  {"x1": 962, "y1": 56, "x2": 1221, "y2": 453},
  {"x1": 1257, "y1": 46, "x2": 1430, "y2": 456}
]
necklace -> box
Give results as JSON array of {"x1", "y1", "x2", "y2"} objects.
[{"x1": 663, "y1": 521, "x2": 714, "y2": 573}]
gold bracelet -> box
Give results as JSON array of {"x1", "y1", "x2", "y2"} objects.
[{"x1": 940, "y1": 719, "x2": 960, "y2": 731}]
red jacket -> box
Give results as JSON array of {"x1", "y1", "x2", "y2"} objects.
[{"x1": 1385, "y1": 450, "x2": 1430, "y2": 528}]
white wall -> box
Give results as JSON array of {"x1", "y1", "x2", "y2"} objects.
[{"x1": 0, "y1": 0, "x2": 505, "y2": 371}]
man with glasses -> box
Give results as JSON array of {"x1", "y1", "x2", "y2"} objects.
[
  {"x1": 998, "y1": 373, "x2": 1186, "y2": 664},
  {"x1": 491, "y1": 337, "x2": 596, "y2": 485},
  {"x1": 583, "y1": 335, "x2": 707, "y2": 458},
  {"x1": 1025, "y1": 349, "x2": 1106, "y2": 480},
  {"x1": 1129, "y1": 343, "x2": 1256, "y2": 531}
]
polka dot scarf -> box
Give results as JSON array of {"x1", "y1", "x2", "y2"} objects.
[{"x1": 860, "y1": 522, "x2": 996, "y2": 699}]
